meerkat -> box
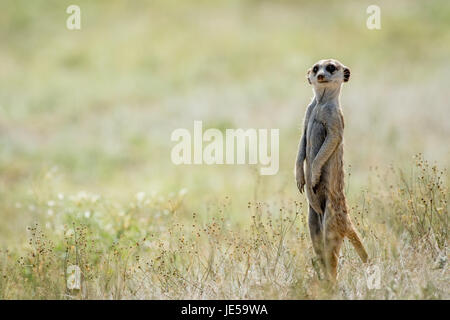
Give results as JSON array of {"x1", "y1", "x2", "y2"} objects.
[{"x1": 295, "y1": 59, "x2": 368, "y2": 281}]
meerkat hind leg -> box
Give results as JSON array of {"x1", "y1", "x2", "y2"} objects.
[
  {"x1": 308, "y1": 206, "x2": 326, "y2": 272},
  {"x1": 324, "y1": 232, "x2": 343, "y2": 281},
  {"x1": 323, "y1": 207, "x2": 344, "y2": 281}
]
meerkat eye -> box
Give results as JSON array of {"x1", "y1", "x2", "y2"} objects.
[
  {"x1": 326, "y1": 64, "x2": 336, "y2": 73},
  {"x1": 312, "y1": 66, "x2": 319, "y2": 73}
]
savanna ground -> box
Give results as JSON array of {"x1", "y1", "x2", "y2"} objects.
[{"x1": 0, "y1": 0, "x2": 449, "y2": 299}]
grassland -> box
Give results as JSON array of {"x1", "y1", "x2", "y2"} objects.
[{"x1": 0, "y1": 0, "x2": 449, "y2": 299}]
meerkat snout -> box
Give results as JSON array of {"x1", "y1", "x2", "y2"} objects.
[{"x1": 307, "y1": 59, "x2": 350, "y2": 86}]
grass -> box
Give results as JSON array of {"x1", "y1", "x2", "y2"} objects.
[
  {"x1": 0, "y1": 0, "x2": 449, "y2": 299},
  {"x1": 0, "y1": 154, "x2": 447, "y2": 299}
]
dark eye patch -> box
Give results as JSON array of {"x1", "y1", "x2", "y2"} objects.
[
  {"x1": 326, "y1": 64, "x2": 336, "y2": 73},
  {"x1": 312, "y1": 65, "x2": 319, "y2": 73}
]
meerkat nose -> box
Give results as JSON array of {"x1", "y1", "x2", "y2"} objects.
[{"x1": 317, "y1": 74, "x2": 324, "y2": 81}]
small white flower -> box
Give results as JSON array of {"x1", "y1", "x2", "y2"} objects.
[
  {"x1": 58, "y1": 193, "x2": 65, "y2": 200},
  {"x1": 90, "y1": 194, "x2": 100, "y2": 203},
  {"x1": 47, "y1": 209, "x2": 54, "y2": 216},
  {"x1": 84, "y1": 210, "x2": 91, "y2": 218},
  {"x1": 70, "y1": 191, "x2": 88, "y2": 203},
  {"x1": 136, "y1": 191, "x2": 146, "y2": 202},
  {"x1": 78, "y1": 191, "x2": 88, "y2": 200},
  {"x1": 47, "y1": 200, "x2": 55, "y2": 207}
]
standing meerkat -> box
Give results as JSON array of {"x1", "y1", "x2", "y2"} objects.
[{"x1": 295, "y1": 59, "x2": 368, "y2": 281}]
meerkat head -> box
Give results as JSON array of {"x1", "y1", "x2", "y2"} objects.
[{"x1": 307, "y1": 59, "x2": 350, "y2": 87}]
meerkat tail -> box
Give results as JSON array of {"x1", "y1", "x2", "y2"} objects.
[{"x1": 346, "y1": 226, "x2": 368, "y2": 263}]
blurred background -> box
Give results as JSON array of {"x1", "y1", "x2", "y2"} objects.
[{"x1": 1, "y1": 0, "x2": 449, "y2": 245}]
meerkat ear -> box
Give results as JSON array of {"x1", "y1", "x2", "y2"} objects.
[
  {"x1": 343, "y1": 67, "x2": 351, "y2": 82},
  {"x1": 307, "y1": 69, "x2": 312, "y2": 84}
]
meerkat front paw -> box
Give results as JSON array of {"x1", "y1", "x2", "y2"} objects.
[{"x1": 295, "y1": 166, "x2": 306, "y2": 193}]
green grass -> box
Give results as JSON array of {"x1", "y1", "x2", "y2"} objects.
[{"x1": 0, "y1": 0, "x2": 449, "y2": 299}]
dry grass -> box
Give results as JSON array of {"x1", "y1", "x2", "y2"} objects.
[{"x1": 0, "y1": 155, "x2": 447, "y2": 299}]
